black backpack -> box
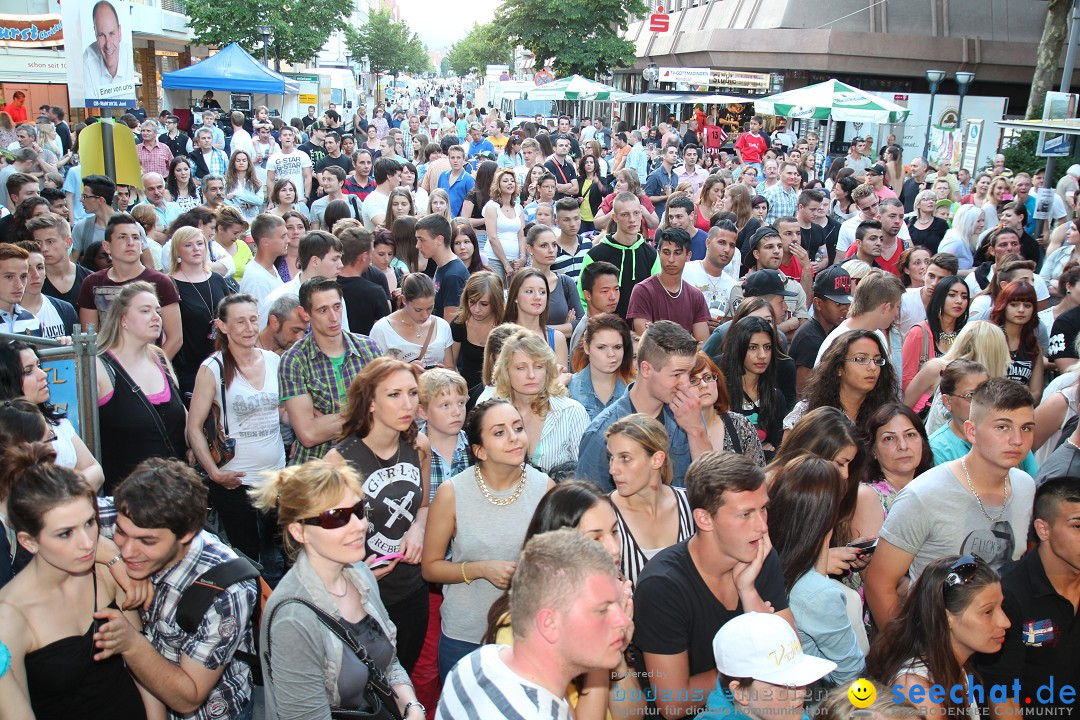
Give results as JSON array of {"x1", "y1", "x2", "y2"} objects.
[{"x1": 175, "y1": 556, "x2": 269, "y2": 685}]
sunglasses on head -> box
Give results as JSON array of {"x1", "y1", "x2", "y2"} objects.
[
  {"x1": 302, "y1": 500, "x2": 366, "y2": 529},
  {"x1": 943, "y1": 553, "x2": 982, "y2": 592}
]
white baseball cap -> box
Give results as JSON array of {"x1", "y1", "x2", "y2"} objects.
[{"x1": 712, "y1": 613, "x2": 836, "y2": 687}]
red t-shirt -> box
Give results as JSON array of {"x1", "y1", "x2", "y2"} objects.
[
  {"x1": 704, "y1": 125, "x2": 727, "y2": 151},
  {"x1": 77, "y1": 266, "x2": 182, "y2": 316},
  {"x1": 778, "y1": 255, "x2": 803, "y2": 283},
  {"x1": 844, "y1": 239, "x2": 903, "y2": 277},
  {"x1": 734, "y1": 132, "x2": 768, "y2": 164}
]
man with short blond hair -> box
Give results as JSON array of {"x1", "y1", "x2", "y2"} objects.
[{"x1": 27, "y1": 212, "x2": 92, "y2": 307}]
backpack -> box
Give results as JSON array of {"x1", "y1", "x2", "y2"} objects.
[{"x1": 175, "y1": 556, "x2": 271, "y2": 685}]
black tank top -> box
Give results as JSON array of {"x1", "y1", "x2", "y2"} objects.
[
  {"x1": 24, "y1": 575, "x2": 147, "y2": 720},
  {"x1": 98, "y1": 353, "x2": 187, "y2": 494},
  {"x1": 333, "y1": 435, "x2": 425, "y2": 605}
]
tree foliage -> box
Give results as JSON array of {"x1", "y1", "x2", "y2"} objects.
[
  {"x1": 445, "y1": 22, "x2": 514, "y2": 76},
  {"x1": 496, "y1": 0, "x2": 645, "y2": 77},
  {"x1": 182, "y1": 0, "x2": 351, "y2": 67},
  {"x1": 1027, "y1": 0, "x2": 1071, "y2": 120},
  {"x1": 345, "y1": 8, "x2": 431, "y2": 79}
]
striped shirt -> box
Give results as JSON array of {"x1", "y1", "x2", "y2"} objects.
[
  {"x1": 614, "y1": 486, "x2": 695, "y2": 587},
  {"x1": 436, "y1": 644, "x2": 570, "y2": 720},
  {"x1": 763, "y1": 183, "x2": 799, "y2": 224},
  {"x1": 551, "y1": 233, "x2": 594, "y2": 279}
]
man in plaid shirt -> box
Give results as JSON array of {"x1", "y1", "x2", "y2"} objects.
[
  {"x1": 280, "y1": 276, "x2": 381, "y2": 464},
  {"x1": 93, "y1": 460, "x2": 258, "y2": 720},
  {"x1": 190, "y1": 127, "x2": 228, "y2": 180},
  {"x1": 763, "y1": 160, "x2": 800, "y2": 224}
]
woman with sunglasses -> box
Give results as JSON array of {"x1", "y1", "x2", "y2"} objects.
[
  {"x1": 254, "y1": 460, "x2": 424, "y2": 720},
  {"x1": 421, "y1": 398, "x2": 554, "y2": 681},
  {"x1": 866, "y1": 554, "x2": 1008, "y2": 719},
  {"x1": 324, "y1": 357, "x2": 431, "y2": 673},
  {"x1": 785, "y1": 330, "x2": 899, "y2": 430}
]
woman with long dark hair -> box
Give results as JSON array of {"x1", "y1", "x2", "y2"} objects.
[
  {"x1": 0, "y1": 443, "x2": 164, "y2": 719},
  {"x1": 785, "y1": 330, "x2": 899, "y2": 429},
  {"x1": 769, "y1": 454, "x2": 865, "y2": 687},
  {"x1": 690, "y1": 352, "x2": 766, "y2": 465},
  {"x1": 865, "y1": 555, "x2": 1008, "y2": 718},
  {"x1": 165, "y1": 155, "x2": 201, "y2": 211},
  {"x1": 187, "y1": 294, "x2": 284, "y2": 567},
  {"x1": 503, "y1": 267, "x2": 569, "y2": 368},
  {"x1": 450, "y1": 220, "x2": 488, "y2": 273},
  {"x1": 421, "y1": 399, "x2": 554, "y2": 680},
  {"x1": 0, "y1": 340, "x2": 103, "y2": 489},
  {"x1": 224, "y1": 149, "x2": 265, "y2": 221},
  {"x1": 719, "y1": 316, "x2": 786, "y2": 457},
  {"x1": 462, "y1": 160, "x2": 500, "y2": 257},
  {"x1": 990, "y1": 280, "x2": 1043, "y2": 400},
  {"x1": 325, "y1": 357, "x2": 431, "y2": 672},
  {"x1": 902, "y1": 276, "x2": 969, "y2": 401},
  {"x1": 577, "y1": 154, "x2": 607, "y2": 232}
]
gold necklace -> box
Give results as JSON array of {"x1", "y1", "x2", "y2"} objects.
[{"x1": 474, "y1": 463, "x2": 527, "y2": 507}]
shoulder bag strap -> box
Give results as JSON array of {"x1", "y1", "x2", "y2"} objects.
[
  {"x1": 416, "y1": 321, "x2": 436, "y2": 364},
  {"x1": 213, "y1": 356, "x2": 229, "y2": 436},
  {"x1": 720, "y1": 412, "x2": 743, "y2": 455},
  {"x1": 919, "y1": 324, "x2": 930, "y2": 367},
  {"x1": 264, "y1": 597, "x2": 397, "y2": 697},
  {"x1": 103, "y1": 353, "x2": 178, "y2": 458}
]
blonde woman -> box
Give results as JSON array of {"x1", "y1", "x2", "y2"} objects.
[
  {"x1": 167, "y1": 226, "x2": 232, "y2": 397},
  {"x1": 426, "y1": 189, "x2": 453, "y2": 222},
  {"x1": 605, "y1": 413, "x2": 694, "y2": 587},
  {"x1": 481, "y1": 167, "x2": 525, "y2": 279},
  {"x1": 937, "y1": 204, "x2": 986, "y2": 271},
  {"x1": 94, "y1": 282, "x2": 187, "y2": 492},
  {"x1": 486, "y1": 329, "x2": 588, "y2": 473},
  {"x1": 252, "y1": 461, "x2": 422, "y2": 719}
]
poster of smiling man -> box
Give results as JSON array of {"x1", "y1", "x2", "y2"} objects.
[{"x1": 62, "y1": 0, "x2": 136, "y2": 108}]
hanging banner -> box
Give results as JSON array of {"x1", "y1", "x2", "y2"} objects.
[
  {"x1": 60, "y1": 0, "x2": 136, "y2": 109},
  {"x1": 659, "y1": 67, "x2": 711, "y2": 85},
  {"x1": 961, "y1": 119, "x2": 982, "y2": 174}
]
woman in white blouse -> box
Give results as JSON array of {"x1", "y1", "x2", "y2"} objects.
[
  {"x1": 369, "y1": 273, "x2": 454, "y2": 369},
  {"x1": 487, "y1": 328, "x2": 588, "y2": 474}
]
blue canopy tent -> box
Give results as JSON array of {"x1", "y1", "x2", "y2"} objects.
[
  {"x1": 162, "y1": 43, "x2": 299, "y2": 94},
  {"x1": 162, "y1": 43, "x2": 300, "y2": 125}
]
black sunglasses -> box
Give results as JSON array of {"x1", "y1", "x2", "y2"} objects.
[
  {"x1": 943, "y1": 553, "x2": 982, "y2": 592},
  {"x1": 302, "y1": 501, "x2": 366, "y2": 529}
]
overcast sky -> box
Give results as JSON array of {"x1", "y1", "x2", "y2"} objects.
[{"x1": 397, "y1": 0, "x2": 502, "y2": 49}]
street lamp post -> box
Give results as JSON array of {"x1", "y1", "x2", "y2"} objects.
[
  {"x1": 257, "y1": 25, "x2": 271, "y2": 67},
  {"x1": 922, "y1": 69, "x2": 945, "y2": 158},
  {"x1": 955, "y1": 71, "x2": 975, "y2": 128},
  {"x1": 642, "y1": 63, "x2": 659, "y2": 126}
]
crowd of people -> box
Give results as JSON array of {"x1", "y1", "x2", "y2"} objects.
[{"x1": 0, "y1": 87, "x2": 1077, "y2": 720}]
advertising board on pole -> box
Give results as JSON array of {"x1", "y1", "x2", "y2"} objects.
[{"x1": 60, "y1": 0, "x2": 137, "y2": 109}]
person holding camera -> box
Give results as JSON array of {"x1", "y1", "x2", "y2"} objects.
[
  {"x1": 187, "y1": 294, "x2": 286, "y2": 569},
  {"x1": 324, "y1": 357, "x2": 432, "y2": 673}
]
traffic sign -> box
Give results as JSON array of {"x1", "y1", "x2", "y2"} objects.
[{"x1": 534, "y1": 70, "x2": 554, "y2": 86}]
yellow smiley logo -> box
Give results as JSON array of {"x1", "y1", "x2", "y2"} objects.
[{"x1": 847, "y1": 678, "x2": 876, "y2": 708}]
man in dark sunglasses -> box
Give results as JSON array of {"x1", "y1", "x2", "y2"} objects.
[
  {"x1": 91, "y1": 459, "x2": 259, "y2": 720},
  {"x1": 866, "y1": 378, "x2": 1036, "y2": 626},
  {"x1": 976, "y1": 478, "x2": 1080, "y2": 718}
]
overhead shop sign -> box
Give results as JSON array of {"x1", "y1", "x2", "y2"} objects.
[
  {"x1": 710, "y1": 70, "x2": 770, "y2": 91},
  {"x1": 0, "y1": 14, "x2": 63, "y2": 47},
  {"x1": 659, "y1": 67, "x2": 711, "y2": 84}
]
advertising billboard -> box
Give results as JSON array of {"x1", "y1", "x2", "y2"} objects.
[{"x1": 61, "y1": 0, "x2": 137, "y2": 109}]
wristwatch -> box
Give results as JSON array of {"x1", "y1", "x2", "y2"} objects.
[{"x1": 404, "y1": 700, "x2": 426, "y2": 717}]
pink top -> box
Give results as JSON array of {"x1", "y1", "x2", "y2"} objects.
[
  {"x1": 98, "y1": 356, "x2": 171, "y2": 406},
  {"x1": 901, "y1": 321, "x2": 937, "y2": 411}
]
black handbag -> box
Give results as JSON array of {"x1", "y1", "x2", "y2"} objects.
[
  {"x1": 264, "y1": 597, "x2": 404, "y2": 720},
  {"x1": 199, "y1": 357, "x2": 236, "y2": 468}
]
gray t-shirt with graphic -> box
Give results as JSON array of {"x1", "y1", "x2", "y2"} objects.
[{"x1": 879, "y1": 462, "x2": 1035, "y2": 580}]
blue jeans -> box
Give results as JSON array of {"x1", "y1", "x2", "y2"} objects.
[
  {"x1": 235, "y1": 697, "x2": 254, "y2": 720},
  {"x1": 438, "y1": 634, "x2": 480, "y2": 682}
]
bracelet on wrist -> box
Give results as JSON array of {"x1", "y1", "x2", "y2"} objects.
[
  {"x1": 105, "y1": 553, "x2": 123, "y2": 568},
  {"x1": 461, "y1": 561, "x2": 472, "y2": 585}
]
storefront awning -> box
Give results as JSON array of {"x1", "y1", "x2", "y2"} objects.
[{"x1": 619, "y1": 92, "x2": 752, "y2": 105}]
